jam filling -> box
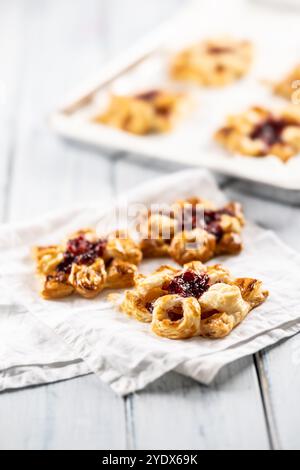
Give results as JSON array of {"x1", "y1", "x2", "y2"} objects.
[
  {"x1": 155, "y1": 106, "x2": 171, "y2": 117},
  {"x1": 201, "y1": 309, "x2": 220, "y2": 320},
  {"x1": 204, "y1": 208, "x2": 235, "y2": 241},
  {"x1": 250, "y1": 118, "x2": 289, "y2": 148},
  {"x1": 135, "y1": 91, "x2": 172, "y2": 118},
  {"x1": 207, "y1": 46, "x2": 233, "y2": 55},
  {"x1": 166, "y1": 270, "x2": 210, "y2": 299},
  {"x1": 204, "y1": 210, "x2": 224, "y2": 241},
  {"x1": 145, "y1": 302, "x2": 155, "y2": 314},
  {"x1": 167, "y1": 308, "x2": 184, "y2": 322},
  {"x1": 177, "y1": 203, "x2": 235, "y2": 241},
  {"x1": 145, "y1": 302, "x2": 184, "y2": 322},
  {"x1": 56, "y1": 235, "x2": 106, "y2": 274},
  {"x1": 179, "y1": 205, "x2": 203, "y2": 232},
  {"x1": 136, "y1": 90, "x2": 160, "y2": 102}
]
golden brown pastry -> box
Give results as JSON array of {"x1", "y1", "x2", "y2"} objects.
[
  {"x1": 215, "y1": 105, "x2": 300, "y2": 162},
  {"x1": 33, "y1": 229, "x2": 142, "y2": 300},
  {"x1": 105, "y1": 231, "x2": 143, "y2": 266},
  {"x1": 152, "y1": 295, "x2": 201, "y2": 340},
  {"x1": 200, "y1": 283, "x2": 250, "y2": 338},
  {"x1": 105, "y1": 260, "x2": 137, "y2": 290},
  {"x1": 69, "y1": 259, "x2": 107, "y2": 299},
  {"x1": 121, "y1": 266, "x2": 179, "y2": 323},
  {"x1": 121, "y1": 262, "x2": 268, "y2": 340},
  {"x1": 234, "y1": 278, "x2": 268, "y2": 308},
  {"x1": 169, "y1": 229, "x2": 217, "y2": 265},
  {"x1": 273, "y1": 64, "x2": 300, "y2": 100},
  {"x1": 171, "y1": 37, "x2": 253, "y2": 87},
  {"x1": 140, "y1": 238, "x2": 171, "y2": 258},
  {"x1": 171, "y1": 198, "x2": 244, "y2": 264},
  {"x1": 33, "y1": 246, "x2": 64, "y2": 276},
  {"x1": 41, "y1": 272, "x2": 74, "y2": 300},
  {"x1": 94, "y1": 90, "x2": 186, "y2": 135}
]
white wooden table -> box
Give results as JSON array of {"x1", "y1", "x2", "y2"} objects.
[{"x1": 1, "y1": 0, "x2": 300, "y2": 450}]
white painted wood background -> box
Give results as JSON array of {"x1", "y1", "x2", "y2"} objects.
[{"x1": 0, "y1": 0, "x2": 300, "y2": 450}]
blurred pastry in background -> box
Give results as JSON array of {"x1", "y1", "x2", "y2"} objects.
[
  {"x1": 272, "y1": 64, "x2": 300, "y2": 100},
  {"x1": 215, "y1": 105, "x2": 300, "y2": 162},
  {"x1": 170, "y1": 37, "x2": 253, "y2": 87},
  {"x1": 137, "y1": 197, "x2": 245, "y2": 264},
  {"x1": 94, "y1": 89, "x2": 187, "y2": 135}
]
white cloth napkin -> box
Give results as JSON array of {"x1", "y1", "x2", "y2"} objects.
[
  {"x1": 0, "y1": 304, "x2": 89, "y2": 392},
  {"x1": 1, "y1": 170, "x2": 300, "y2": 395}
]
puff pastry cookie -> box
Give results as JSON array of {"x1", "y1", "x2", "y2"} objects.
[
  {"x1": 95, "y1": 90, "x2": 186, "y2": 135},
  {"x1": 138, "y1": 197, "x2": 245, "y2": 265},
  {"x1": 121, "y1": 262, "x2": 268, "y2": 340},
  {"x1": 273, "y1": 64, "x2": 300, "y2": 101},
  {"x1": 33, "y1": 229, "x2": 142, "y2": 300},
  {"x1": 171, "y1": 37, "x2": 253, "y2": 87},
  {"x1": 215, "y1": 106, "x2": 300, "y2": 162}
]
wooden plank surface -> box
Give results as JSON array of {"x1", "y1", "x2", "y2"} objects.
[
  {"x1": 0, "y1": 0, "x2": 24, "y2": 221},
  {"x1": 0, "y1": 375, "x2": 126, "y2": 450},
  {"x1": 127, "y1": 363, "x2": 269, "y2": 450},
  {"x1": 7, "y1": 0, "x2": 114, "y2": 222},
  {"x1": 0, "y1": 0, "x2": 127, "y2": 450},
  {"x1": 225, "y1": 186, "x2": 300, "y2": 450},
  {"x1": 1, "y1": 0, "x2": 300, "y2": 451}
]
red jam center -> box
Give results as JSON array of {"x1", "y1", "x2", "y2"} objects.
[
  {"x1": 167, "y1": 309, "x2": 184, "y2": 322},
  {"x1": 145, "y1": 302, "x2": 184, "y2": 322},
  {"x1": 207, "y1": 46, "x2": 233, "y2": 55},
  {"x1": 204, "y1": 207, "x2": 235, "y2": 241},
  {"x1": 155, "y1": 106, "x2": 171, "y2": 117},
  {"x1": 202, "y1": 309, "x2": 220, "y2": 320},
  {"x1": 145, "y1": 302, "x2": 155, "y2": 314},
  {"x1": 57, "y1": 235, "x2": 106, "y2": 274},
  {"x1": 250, "y1": 118, "x2": 288, "y2": 147},
  {"x1": 177, "y1": 204, "x2": 235, "y2": 241},
  {"x1": 136, "y1": 90, "x2": 160, "y2": 102},
  {"x1": 167, "y1": 270, "x2": 210, "y2": 299},
  {"x1": 135, "y1": 91, "x2": 172, "y2": 118},
  {"x1": 179, "y1": 205, "x2": 203, "y2": 232}
]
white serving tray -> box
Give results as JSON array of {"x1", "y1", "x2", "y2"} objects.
[{"x1": 50, "y1": 0, "x2": 300, "y2": 194}]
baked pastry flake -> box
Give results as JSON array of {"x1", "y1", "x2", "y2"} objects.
[
  {"x1": 106, "y1": 260, "x2": 138, "y2": 290},
  {"x1": 121, "y1": 262, "x2": 268, "y2": 340},
  {"x1": 33, "y1": 229, "x2": 142, "y2": 300},
  {"x1": 171, "y1": 37, "x2": 253, "y2": 87},
  {"x1": 152, "y1": 295, "x2": 201, "y2": 340},
  {"x1": 121, "y1": 265, "x2": 179, "y2": 323},
  {"x1": 169, "y1": 228, "x2": 217, "y2": 265},
  {"x1": 273, "y1": 64, "x2": 300, "y2": 101},
  {"x1": 94, "y1": 89, "x2": 186, "y2": 135},
  {"x1": 68, "y1": 258, "x2": 107, "y2": 299},
  {"x1": 41, "y1": 272, "x2": 74, "y2": 300},
  {"x1": 105, "y1": 231, "x2": 143, "y2": 266},
  {"x1": 215, "y1": 106, "x2": 300, "y2": 162}
]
